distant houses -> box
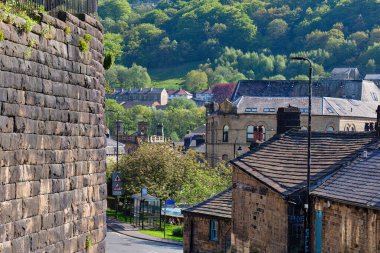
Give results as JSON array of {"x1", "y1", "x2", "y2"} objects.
[
  {"x1": 168, "y1": 88, "x2": 193, "y2": 100},
  {"x1": 106, "y1": 88, "x2": 168, "y2": 109},
  {"x1": 106, "y1": 83, "x2": 236, "y2": 109},
  {"x1": 331, "y1": 67, "x2": 360, "y2": 80}
]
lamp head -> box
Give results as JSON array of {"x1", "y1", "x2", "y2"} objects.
[{"x1": 290, "y1": 56, "x2": 307, "y2": 61}]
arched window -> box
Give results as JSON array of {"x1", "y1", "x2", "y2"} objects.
[
  {"x1": 247, "y1": 125, "x2": 254, "y2": 142},
  {"x1": 351, "y1": 126, "x2": 356, "y2": 132},
  {"x1": 326, "y1": 126, "x2": 334, "y2": 132},
  {"x1": 223, "y1": 125, "x2": 229, "y2": 142}
]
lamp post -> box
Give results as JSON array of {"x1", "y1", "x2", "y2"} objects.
[
  {"x1": 106, "y1": 110, "x2": 122, "y2": 219},
  {"x1": 290, "y1": 56, "x2": 313, "y2": 253},
  {"x1": 233, "y1": 137, "x2": 243, "y2": 158}
]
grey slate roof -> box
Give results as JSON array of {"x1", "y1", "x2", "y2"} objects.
[
  {"x1": 182, "y1": 188, "x2": 232, "y2": 219},
  {"x1": 312, "y1": 148, "x2": 380, "y2": 210},
  {"x1": 231, "y1": 80, "x2": 377, "y2": 102},
  {"x1": 106, "y1": 137, "x2": 125, "y2": 155},
  {"x1": 365, "y1": 74, "x2": 380, "y2": 80},
  {"x1": 232, "y1": 96, "x2": 378, "y2": 118},
  {"x1": 119, "y1": 88, "x2": 165, "y2": 95},
  {"x1": 231, "y1": 131, "x2": 378, "y2": 197}
]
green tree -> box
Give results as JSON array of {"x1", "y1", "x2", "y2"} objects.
[
  {"x1": 124, "y1": 64, "x2": 152, "y2": 89},
  {"x1": 104, "y1": 33, "x2": 125, "y2": 61},
  {"x1": 98, "y1": 0, "x2": 131, "y2": 21},
  {"x1": 119, "y1": 144, "x2": 231, "y2": 203},
  {"x1": 167, "y1": 97, "x2": 196, "y2": 110},
  {"x1": 266, "y1": 18, "x2": 288, "y2": 38},
  {"x1": 185, "y1": 70, "x2": 208, "y2": 91}
]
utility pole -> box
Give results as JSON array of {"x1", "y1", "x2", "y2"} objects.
[{"x1": 291, "y1": 56, "x2": 313, "y2": 253}]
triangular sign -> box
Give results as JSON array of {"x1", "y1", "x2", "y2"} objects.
[
  {"x1": 114, "y1": 175, "x2": 121, "y2": 182},
  {"x1": 114, "y1": 183, "x2": 121, "y2": 190}
]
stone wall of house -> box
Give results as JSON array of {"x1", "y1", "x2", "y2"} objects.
[
  {"x1": 183, "y1": 214, "x2": 231, "y2": 253},
  {"x1": 206, "y1": 114, "x2": 372, "y2": 166},
  {"x1": 314, "y1": 198, "x2": 380, "y2": 253},
  {"x1": 231, "y1": 167, "x2": 288, "y2": 253},
  {"x1": 0, "y1": 11, "x2": 106, "y2": 252}
]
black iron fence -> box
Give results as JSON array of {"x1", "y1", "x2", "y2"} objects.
[{"x1": 3, "y1": 0, "x2": 98, "y2": 15}]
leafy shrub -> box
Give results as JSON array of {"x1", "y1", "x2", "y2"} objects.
[
  {"x1": 85, "y1": 235, "x2": 92, "y2": 249},
  {"x1": 0, "y1": 30, "x2": 4, "y2": 42},
  {"x1": 171, "y1": 226, "x2": 183, "y2": 237},
  {"x1": 79, "y1": 39, "x2": 89, "y2": 52},
  {"x1": 83, "y1": 33, "x2": 92, "y2": 43},
  {"x1": 103, "y1": 53, "x2": 115, "y2": 70},
  {"x1": 64, "y1": 26, "x2": 71, "y2": 35}
]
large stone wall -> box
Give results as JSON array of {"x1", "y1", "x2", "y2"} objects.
[
  {"x1": 231, "y1": 167, "x2": 288, "y2": 253},
  {"x1": 314, "y1": 198, "x2": 380, "y2": 252},
  {"x1": 0, "y1": 11, "x2": 106, "y2": 252},
  {"x1": 183, "y1": 214, "x2": 231, "y2": 253}
]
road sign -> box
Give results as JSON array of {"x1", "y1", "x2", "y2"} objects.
[
  {"x1": 165, "y1": 199, "x2": 175, "y2": 208},
  {"x1": 141, "y1": 187, "x2": 148, "y2": 196},
  {"x1": 112, "y1": 172, "x2": 123, "y2": 196}
]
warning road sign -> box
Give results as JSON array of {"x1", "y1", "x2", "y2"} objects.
[{"x1": 112, "y1": 172, "x2": 123, "y2": 196}]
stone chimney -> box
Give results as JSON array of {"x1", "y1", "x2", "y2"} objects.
[{"x1": 277, "y1": 106, "x2": 301, "y2": 135}]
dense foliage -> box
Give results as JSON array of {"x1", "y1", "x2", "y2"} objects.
[
  {"x1": 105, "y1": 99, "x2": 205, "y2": 140},
  {"x1": 110, "y1": 144, "x2": 231, "y2": 204},
  {"x1": 99, "y1": 0, "x2": 380, "y2": 88}
]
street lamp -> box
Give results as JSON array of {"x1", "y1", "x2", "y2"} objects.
[
  {"x1": 106, "y1": 110, "x2": 123, "y2": 219},
  {"x1": 234, "y1": 137, "x2": 243, "y2": 158},
  {"x1": 290, "y1": 56, "x2": 312, "y2": 253}
]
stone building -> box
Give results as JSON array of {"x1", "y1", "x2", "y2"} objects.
[
  {"x1": 168, "y1": 88, "x2": 193, "y2": 100},
  {"x1": 120, "y1": 122, "x2": 171, "y2": 154},
  {"x1": 0, "y1": 11, "x2": 107, "y2": 253},
  {"x1": 230, "y1": 130, "x2": 379, "y2": 253},
  {"x1": 206, "y1": 79, "x2": 380, "y2": 166},
  {"x1": 311, "y1": 148, "x2": 380, "y2": 253},
  {"x1": 331, "y1": 67, "x2": 360, "y2": 80},
  {"x1": 183, "y1": 188, "x2": 232, "y2": 253},
  {"x1": 107, "y1": 87, "x2": 168, "y2": 108}
]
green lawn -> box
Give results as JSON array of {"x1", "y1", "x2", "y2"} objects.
[
  {"x1": 149, "y1": 61, "x2": 202, "y2": 90},
  {"x1": 139, "y1": 224, "x2": 183, "y2": 242},
  {"x1": 107, "y1": 207, "x2": 183, "y2": 242}
]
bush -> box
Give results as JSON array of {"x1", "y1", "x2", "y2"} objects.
[
  {"x1": 79, "y1": 39, "x2": 89, "y2": 52},
  {"x1": 171, "y1": 226, "x2": 183, "y2": 237},
  {"x1": 103, "y1": 53, "x2": 115, "y2": 70}
]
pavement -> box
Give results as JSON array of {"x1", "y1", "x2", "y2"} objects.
[
  {"x1": 106, "y1": 217, "x2": 183, "y2": 246},
  {"x1": 106, "y1": 231, "x2": 183, "y2": 253}
]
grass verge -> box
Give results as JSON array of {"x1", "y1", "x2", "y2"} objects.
[{"x1": 139, "y1": 224, "x2": 183, "y2": 242}]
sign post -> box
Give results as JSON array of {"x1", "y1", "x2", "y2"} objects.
[
  {"x1": 112, "y1": 172, "x2": 123, "y2": 219},
  {"x1": 141, "y1": 187, "x2": 147, "y2": 229},
  {"x1": 164, "y1": 199, "x2": 175, "y2": 239}
]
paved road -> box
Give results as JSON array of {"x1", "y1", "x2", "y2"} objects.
[{"x1": 106, "y1": 231, "x2": 183, "y2": 253}]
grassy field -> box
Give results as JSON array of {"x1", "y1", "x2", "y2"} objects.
[
  {"x1": 149, "y1": 61, "x2": 202, "y2": 90},
  {"x1": 140, "y1": 224, "x2": 183, "y2": 242}
]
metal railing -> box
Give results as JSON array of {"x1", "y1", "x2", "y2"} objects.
[{"x1": 3, "y1": 0, "x2": 98, "y2": 15}]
